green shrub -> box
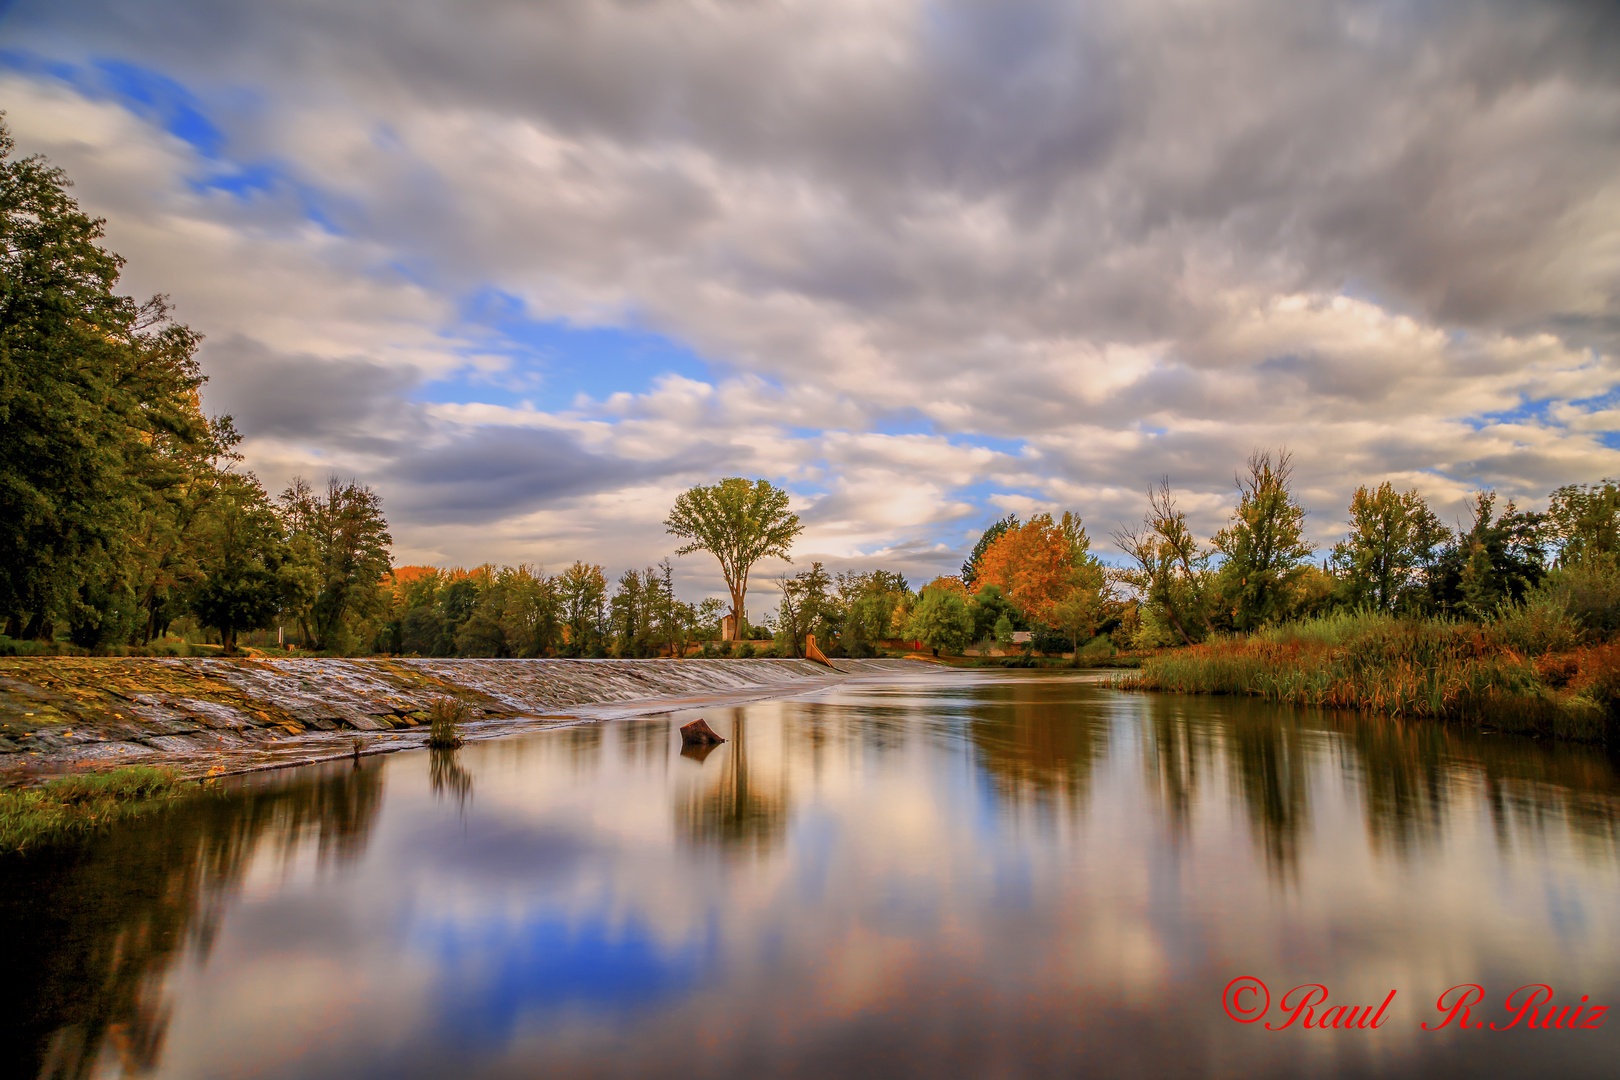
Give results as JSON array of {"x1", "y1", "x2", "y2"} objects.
[
  {"x1": 1487, "y1": 596, "x2": 1582, "y2": 656},
  {"x1": 1542, "y1": 562, "x2": 1620, "y2": 641}
]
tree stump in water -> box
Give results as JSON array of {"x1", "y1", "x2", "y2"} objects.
[{"x1": 680, "y1": 718, "x2": 726, "y2": 745}]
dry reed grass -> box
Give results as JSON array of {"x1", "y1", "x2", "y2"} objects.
[{"x1": 1118, "y1": 612, "x2": 1620, "y2": 743}]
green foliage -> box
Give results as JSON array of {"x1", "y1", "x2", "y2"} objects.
[
  {"x1": 1545, "y1": 478, "x2": 1619, "y2": 567},
  {"x1": 992, "y1": 613, "x2": 1014, "y2": 645},
  {"x1": 1115, "y1": 478, "x2": 1216, "y2": 645},
  {"x1": 1538, "y1": 560, "x2": 1620, "y2": 641},
  {"x1": 904, "y1": 586, "x2": 974, "y2": 656},
  {"x1": 1330, "y1": 482, "x2": 1448, "y2": 613},
  {"x1": 1427, "y1": 492, "x2": 1546, "y2": 620},
  {"x1": 0, "y1": 767, "x2": 187, "y2": 854},
  {"x1": 1486, "y1": 596, "x2": 1582, "y2": 657},
  {"x1": 187, "y1": 473, "x2": 287, "y2": 653},
  {"x1": 276, "y1": 476, "x2": 393, "y2": 652},
  {"x1": 557, "y1": 561, "x2": 609, "y2": 656},
  {"x1": 1212, "y1": 449, "x2": 1315, "y2": 631},
  {"x1": 666, "y1": 478, "x2": 802, "y2": 638},
  {"x1": 0, "y1": 121, "x2": 222, "y2": 643},
  {"x1": 774, "y1": 561, "x2": 832, "y2": 657}
]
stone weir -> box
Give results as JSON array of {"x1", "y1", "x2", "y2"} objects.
[{"x1": 0, "y1": 656, "x2": 917, "y2": 781}]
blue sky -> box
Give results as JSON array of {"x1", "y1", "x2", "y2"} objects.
[{"x1": 1, "y1": 0, "x2": 1616, "y2": 595}]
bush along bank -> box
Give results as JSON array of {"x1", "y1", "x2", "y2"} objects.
[{"x1": 1116, "y1": 609, "x2": 1620, "y2": 743}]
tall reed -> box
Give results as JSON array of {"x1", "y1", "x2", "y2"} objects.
[{"x1": 426, "y1": 697, "x2": 470, "y2": 749}]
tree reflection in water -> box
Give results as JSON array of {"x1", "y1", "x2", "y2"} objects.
[
  {"x1": 967, "y1": 679, "x2": 1107, "y2": 814},
  {"x1": 0, "y1": 761, "x2": 385, "y2": 1080},
  {"x1": 675, "y1": 714, "x2": 788, "y2": 853},
  {"x1": 1127, "y1": 692, "x2": 1620, "y2": 881}
]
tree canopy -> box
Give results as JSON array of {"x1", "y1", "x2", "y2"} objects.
[{"x1": 665, "y1": 477, "x2": 802, "y2": 639}]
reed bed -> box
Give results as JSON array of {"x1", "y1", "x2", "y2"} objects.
[{"x1": 1118, "y1": 612, "x2": 1619, "y2": 742}]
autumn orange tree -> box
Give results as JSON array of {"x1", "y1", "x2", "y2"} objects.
[{"x1": 974, "y1": 512, "x2": 1109, "y2": 645}]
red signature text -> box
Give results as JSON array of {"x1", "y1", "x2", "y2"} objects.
[
  {"x1": 1423, "y1": 984, "x2": 1608, "y2": 1031},
  {"x1": 1222, "y1": 978, "x2": 1395, "y2": 1029}
]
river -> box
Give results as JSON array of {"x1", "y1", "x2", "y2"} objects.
[{"x1": 5, "y1": 669, "x2": 1618, "y2": 1078}]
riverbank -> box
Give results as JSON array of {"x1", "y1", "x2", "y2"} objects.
[
  {"x1": 1116, "y1": 611, "x2": 1620, "y2": 743},
  {"x1": 0, "y1": 656, "x2": 916, "y2": 783}
]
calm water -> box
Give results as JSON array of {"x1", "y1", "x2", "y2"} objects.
[{"x1": 6, "y1": 670, "x2": 1620, "y2": 1079}]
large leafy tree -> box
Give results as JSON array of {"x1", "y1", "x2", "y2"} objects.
[
  {"x1": 975, "y1": 511, "x2": 1104, "y2": 629},
  {"x1": 1212, "y1": 450, "x2": 1315, "y2": 631},
  {"x1": 188, "y1": 473, "x2": 286, "y2": 653},
  {"x1": 1330, "y1": 482, "x2": 1448, "y2": 612},
  {"x1": 0, "y1": 120, "x2": 215, "y2": 640},
  {"x1": 665, "y1": 477, "x2": 802, "y2": 640},
  {"x1": 1545, "y1": 479, "x2": 1619, "y2": 567},
  {"x1": 277, "y1": 476, "x2": 393, "y2": 652},
  {"x1": 773, "y1": 561, "x2": 832, "y2": 658},
  {"x1": 557, "y1": 560, "x2": 608, "y2": 656},
  {"x1": 904, "y1": 584, "x2": 974, "y2": 657}
]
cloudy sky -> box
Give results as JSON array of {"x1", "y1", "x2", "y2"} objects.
[{"x1": 4, "y1": 0, "x2": 1618, "y2": 599}]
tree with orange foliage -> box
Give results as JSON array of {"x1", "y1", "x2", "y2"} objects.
[{"x1": 974, "y1": 512, "x2": 1105, "y2": 633}]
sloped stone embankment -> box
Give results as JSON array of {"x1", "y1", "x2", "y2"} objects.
[{"x1": 0, "y1": 656, "x2": 911, "y2": 781}]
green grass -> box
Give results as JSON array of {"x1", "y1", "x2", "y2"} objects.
[{"x1": 0, "y1": 766, "x2": 191, "y2": 854}]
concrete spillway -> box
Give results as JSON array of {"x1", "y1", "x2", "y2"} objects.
[{"x1": 0, "y1": 656, "x2": 920, "y2": 779}]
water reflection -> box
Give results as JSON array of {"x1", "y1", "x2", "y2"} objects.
[
  {"x1": 6, "y1": 674, "x2": 1620, "y2": 1079},
  {"x1": 675, "y1": 714, "x2": 788, "y2": 852},
  {"x1": 2, "y1": 762, "x2": 384, "y2": 1080},
  {"x1": 967, "y1": 680, "x2": 1107, "y2": 810}
]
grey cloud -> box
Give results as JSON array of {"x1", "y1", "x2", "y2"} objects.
[
  {"x1": 200, "y1": 336, "x2": 419, "y2": 439},
  {"x1": 384, "y1": 425, "x2": 727, "y2": 525}
]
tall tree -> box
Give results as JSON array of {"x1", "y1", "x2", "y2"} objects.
[
  {"x1": 1212, "y1": 450, "x2": 1315, "y2": 631},
  {"x1": 1330, "y1": 482, "x2": 1448, "y2": 612},
  {"x1": 557, "y1": 561, "x2": 608, "y2": 656},
  {"x1": 903, "y1": 584, "x2": 974, "y2": 657},
  {"x1": 0, "y1": 121, "x2": 215, "y2": 640},
  {"x1": 277, "y1": 476, "x2": 393, "y2": 652},
  {"x1": 773, "y1": 561, "x2": 831, "y2": 658},
  {"x1": 1114, "y1": 479, "x2": 1215, "y2": 646},
  {"x1": 665, "y1": 478, "x2": 802, "y2": 640},
  {"x1": 188, "y1": 473, "x2": 285, "y2": 653}
]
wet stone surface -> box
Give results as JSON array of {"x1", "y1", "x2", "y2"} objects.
[{"x1": 0, "y1": 657, "x2": 912, "y2": 781}]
